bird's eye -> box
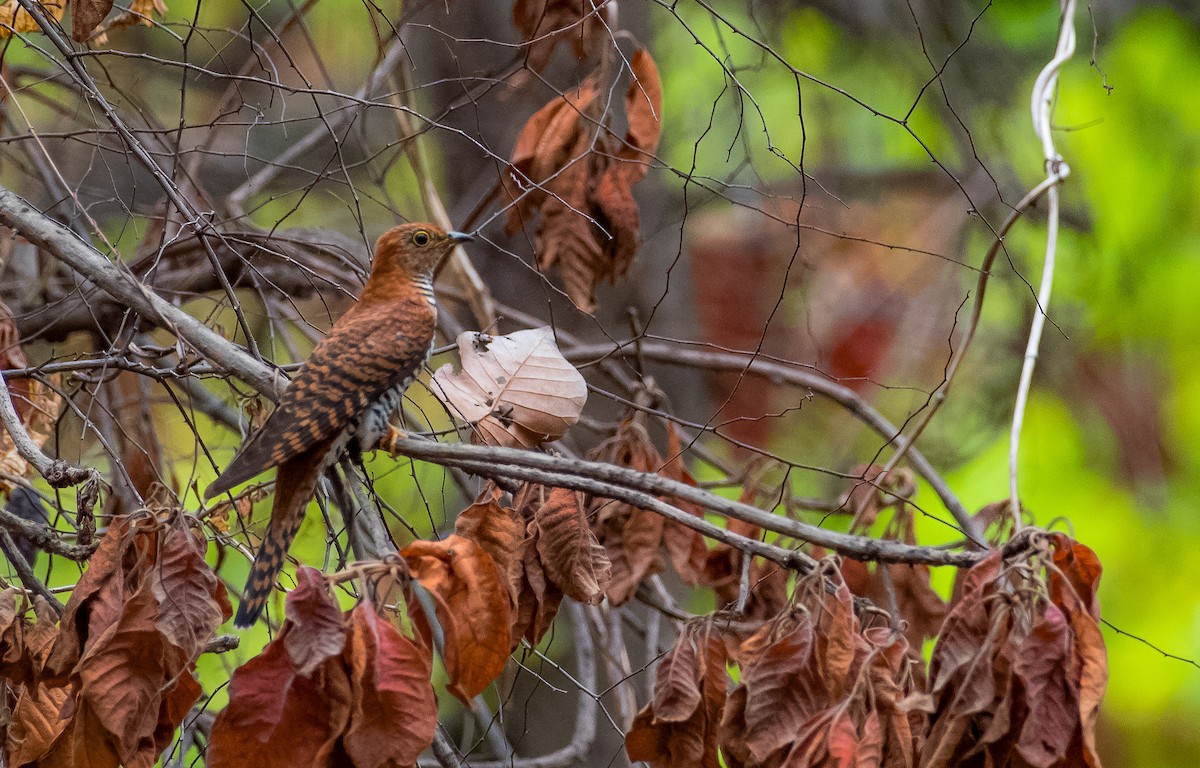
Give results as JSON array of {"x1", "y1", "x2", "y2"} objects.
[{"x1": 412, "y1": 230, "x2": 430, "y2": 246}]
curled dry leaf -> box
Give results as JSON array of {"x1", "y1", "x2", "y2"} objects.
[
  {"x1": 210, "y1": 581, "x2": 438, "y2": 768},
  {"x1": 588, "y1": 419, "x2": 667, "y2": 605},
  {"x1": 626, "y1": 620, "x2": 729, "y2": 768},
  {"x1": 152, "y1": 523, "x2": 230, "y2": 660},
  {"x1": 209, "y1": 630, "x2": 353, "y2": 768},
  {"x1": 510, "y1": 516, "x2": 565, "y2": 648},
  {"x1": 921, "y1": 535, "x2": 1107, "y2": 768},
  {"x1": 454, "y1": 486, "x2": 527, "y2": 610},
  {"x1": 282, "y1": 566, "x2": 347, "y2": 677},
  {"x1": 713, "y1": 573, "x2": 925, "y2": 768},
  {"x1": 0, "y1": 0, "x2": 65, "y2": 41},
  {"x1": 658, "y1": 427, "x2": 710, "y2": 585},
  {"x1": 520, "y1": 484, "x2": 611, "y2": 604},
  {"x1": 433, "y1": 327, "x2": 587, "y2": 448},
  {"x1": 343, "y1": 605, "x2": 438, "y2": 768},
  {"x1": 71, "y1": 0, "x2": 113, "y2": 41},
  {"x1": 16, "y1": 516, "x2": 227, "y2": 768},
  {"x1": 505, "y1": 49, "x2": 663, "y2": 312},
  {"x1": 402, "y1": 534, "x2": 512, "y2": 701}
]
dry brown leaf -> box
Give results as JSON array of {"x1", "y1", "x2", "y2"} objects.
[
  {"x1": 433, "y1": 327, "x2": 587, "y2": 447},
  {"x1": 525, "y1": 485, "x2": 611, "y2": 604},
  {"x1": 0, "y1": 0, "x2": 65, "y2": 40},
  {"x1": 511, "y1": 0, "x2": 609, "y2": 77},
  {"x1": 208, "y1": 627, "x2": 353, "y2": 768},
  {"x1": 588, "y1": 419, "x2": 667, "y2": 605},
  {"x1": 152, "y1": 523, "x2": 230, "y2": 659},
  {"x1": 282, "y1": 566, "x2": 347, "y2": 677},
  {"x1": 504, "y1": 48, "x2": 662, "y2": 312},
  {"x1": 454, "y1": 487, "x2": 527, "y2": 609},
  {"x1": 70, "y1": 0, "x2": 111, "y2": 41},
  {"x1": 510, "y1": 516, "x2": 564, "y2": 648},
  {"x1": 105, "y1": 0, "x2": 166, "y2": 31},
  {"x1": 342, "y1": 605, "x2": 437, "y2": 768},
  {"x1": 626, "y1": 621, "x2": 728, "y2": 768},
  {"x1": 402, "y1": 534, "x2": 512, "y2": 701}
]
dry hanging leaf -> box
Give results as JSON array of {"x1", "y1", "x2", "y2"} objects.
[
  {"x1": 504, "y1": 48, "x2": 663, "y2": 312},
  {"x1": 516, "y1": 484, "x2": 612, "y2": 604},
  {"x1": 401, "y1": 534, "x2": 512, "y2": 701},
  {"x1": 106, "y1": 0, "x2": 166, "y2": 31},
  {"x1": 454, "y1": 487, "x2": 527, "y2": 609},
  {"x1": 282, "y1": 566, "x2": 347, "y2": 677},
  {"x1": 626, "y1": 620, "x2": 729, "y2": 768},
  {"x1": 920, "y1": 535, "x2": 1107, "y2": 768},
  {"x1": 208, "y1": 630, "x2": 352, "y2": 768},
  {"x1": 433, "y1": 327, "x2": 587, "y2": 448},
  {"x1": 71, "y1": 0, "x2": 112, "y2": 40},
  {"x1": 510, "y1": 516, "x2": 565, "y2": 648},
  {"x1": 588, "y1": 419, "x2": 667, "y2": 605},
  {"x1": 0, "y1": 0, "x2": 65, "y2": 40},
  {"x1": 342, "y1": 605, "x2": 438, "y2": 768}
]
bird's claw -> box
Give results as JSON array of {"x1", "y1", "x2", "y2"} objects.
[{"x1": 382, "y1": 424, "x2": 409, "y2": 457}]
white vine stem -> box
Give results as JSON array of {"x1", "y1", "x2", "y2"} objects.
[{"x1": 1010, "y1": 0, "x2": 1077, "y2": 527}]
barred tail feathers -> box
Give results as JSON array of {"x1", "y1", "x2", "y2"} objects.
[{"x1": 233, "y1": 450, "x2": 326, "y2": 627}]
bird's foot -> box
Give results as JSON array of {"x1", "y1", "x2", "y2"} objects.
[{"x1": 382, "y1": 424, "x2": 409, "y2": 457}]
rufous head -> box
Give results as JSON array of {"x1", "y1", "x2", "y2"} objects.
[{"x1": 371, "y1": 222, "x2": 472, "y2": 280}]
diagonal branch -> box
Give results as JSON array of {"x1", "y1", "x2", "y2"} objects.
[{"x1": 0, "y1": 185, "x2": 285, "y2": 398}]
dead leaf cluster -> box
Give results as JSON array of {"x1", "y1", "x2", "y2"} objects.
[
  {"x1": 628, "y1": 531, "x2": 1108, "y2": 768},
  {"x1": 504, "y1": 48, "x2": 662, "y2": 312},
  {"x1": 432, "y1": 327, "x2": 587, "y2": 448},
  {"x1": 589, "y1": 420, "x2": 700, "y2": 605},
  {"x1": 209, "y1": 567, "x2": 436, "y2": 768},
  {"x1": 921, "y1": 533, "x2": 1107, "y2": 768},
  {"x1": 629, "y1": 572, "x2": 927, "y2": 768},
  {"x1": 2, "y1": 516, "x2": 230, "y2": 767},
  {"x1": 836, "y1": 474, "x2": 947, "y2": 648}
]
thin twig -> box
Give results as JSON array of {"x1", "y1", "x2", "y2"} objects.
[
  {"x1": 563, "y1": 340, "x2": 978, "y2": 541},
  {"x1": 1012, "y1": 0, "x2": 1077, "y2": 526},
  {"x1": 0, "y1": 529, "x2": 63, "y2": 613}
]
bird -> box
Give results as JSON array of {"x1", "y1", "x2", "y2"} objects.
[{"x1": 205, "y1": 222, "x2": 472, "y2": 627}]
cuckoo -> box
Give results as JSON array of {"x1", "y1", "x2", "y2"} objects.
[{"x1": 206, "y1": 222, "x2": 471, "y2": 627}]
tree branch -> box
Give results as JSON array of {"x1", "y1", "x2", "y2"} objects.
[
  {"x1": 565, "y1": 340, "x2": 981, "y2": 543},
  {"x1": 0, "y1": 185, "x2": 285, "y2": 398}
]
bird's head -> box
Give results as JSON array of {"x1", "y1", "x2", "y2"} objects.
[{"x1": 371, "y1": 222, "x2": 472, "y2": 282}]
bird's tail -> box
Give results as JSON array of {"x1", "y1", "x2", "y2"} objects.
[{"x1": 233, "y1": 454, "x2": 324, "y2": 628}]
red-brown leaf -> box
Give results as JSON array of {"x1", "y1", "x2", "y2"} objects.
[
  {"x1": 342, "y1": 605, "x2": 437, "y2": 768},
  {"x1": 531, "y1": 486, "x2": 611, "y2": 604},
  {"x1": 152, "y1": 523, "x2": 229, "y2": 659},
  {"x1": 1014, "y1": 604, "x2": 1078, "y2": 768},
  {"x1": 282, "y1": 566, "x2": 346, "y2": 677},
  {"x1": 455, "y1": 490, "x2": 528, "y2": 608},
  {"x1": 72, "y1": 0, "x2": 115, "y2": 42},
  {"x1": 208, "y1": 632, "x2": 353, "y2": 768},
  {"x1": 720, "y1": 612, "x2": 823, "y2": 766},
  {"x1": 626, "y1": 622, "x2": 728, "y2": 768}
]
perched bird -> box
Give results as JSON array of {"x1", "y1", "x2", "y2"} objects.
[{"x1": 206, "y1": 222, "x2": 471, "y2": 627}]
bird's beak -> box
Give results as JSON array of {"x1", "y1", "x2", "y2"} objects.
[{"x1": 447, "y1": 230, "x2": 473, "y2": 243}]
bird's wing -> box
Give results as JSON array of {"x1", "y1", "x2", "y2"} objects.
[{"x1": 206, "y1": 301, "x2": 435, "y2": 498}]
